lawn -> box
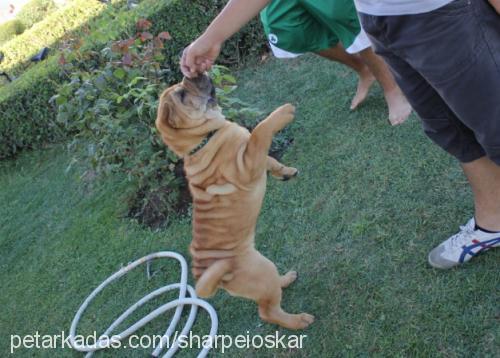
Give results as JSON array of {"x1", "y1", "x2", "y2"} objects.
[{"x1": 1, "y1": 54, "x2": 498, "y2": 357}]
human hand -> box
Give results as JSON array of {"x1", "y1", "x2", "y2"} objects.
[{"x1": 180, "y1": 34, "x2": 222, "y2": 78}]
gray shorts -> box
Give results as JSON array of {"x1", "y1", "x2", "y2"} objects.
[{"x1": 359, "y1": 0, "x2": 500, "y2": 164}]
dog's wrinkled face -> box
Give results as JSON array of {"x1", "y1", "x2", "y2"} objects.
[
  {"x1": 156, "y1": 73, "x2": 224, "y2": 157},
  {"x1": 157, "y1": 73, "x2": 218, "y2": 130}
]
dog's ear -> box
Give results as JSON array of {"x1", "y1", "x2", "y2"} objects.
[{"x1": 156, "y1": 93, "x2": 178, "y2": 130}]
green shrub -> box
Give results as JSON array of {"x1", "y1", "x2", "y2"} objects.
[
  {"x1": 0, "y1": 20, "x2": 25, "y2": 45},
  {"x1": 16, "y1": 0, "x2": 57, "y2": 29},
  {"x1": 0, "y1": 0, "x2": 106, "y2": 76},
  {"x1": 0, "y1": 0, "x2": 265, "y2": 159}
]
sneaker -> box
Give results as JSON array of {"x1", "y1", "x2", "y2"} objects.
[{"x1": 428, "y1": 218, "x2": 500, "y2": 269}]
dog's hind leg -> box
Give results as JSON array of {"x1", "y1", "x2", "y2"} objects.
[
  {"x1": 258, "y1": 290, "x2": 314, "y2": 330},
  {"x1": 222, "y1": 250, "x2": 313, "y2": 329},
  {"x1": 251, "y1": 254, "x2": 313, "y2": 329},
  {"x1": 257, "y1": 267, "x2": 313, "y2": 329},
  {"x1": 267, "y1": 156, "x2": 298, "y2": 181},
  {"x1": 195, "y1": 259, "x2": 232, "y2": 298}
]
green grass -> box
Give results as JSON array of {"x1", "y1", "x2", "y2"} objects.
[{"x1": 1, "y1": 55, "x2": 499, "y2": 357}]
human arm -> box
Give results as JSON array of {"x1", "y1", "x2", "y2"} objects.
[
  {"x1": 180, "y1": 0, "x2": 271, "y2": 77},
  {"x1": 488, "y1": 0, "x2": 500, "y2": 13}
]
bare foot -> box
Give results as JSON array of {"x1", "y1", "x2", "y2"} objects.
[
  {"x1": 385, "y1": 88, "x2": 412, "y2": 125},
  {"x1": 350, "y1": 66, "x2": 375, "y2": 110}
]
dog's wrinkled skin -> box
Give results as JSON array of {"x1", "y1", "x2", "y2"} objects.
[{"x1": 155, "y1": 74, "x2": 314, "y2": 329}]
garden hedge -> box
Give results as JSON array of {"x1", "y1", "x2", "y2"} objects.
[
  {"x1": 0, "y1": 20, "x2": 25, "y2": 46},
  {"x1": 0, "y1": 0, "x2": 105, "y2": 76},
  {"x1": 0, "y1": 0, "x2": 264, "y2": 159},
  {"x1": 15, "y1": 0, "x2": 57, "y2": 30}
]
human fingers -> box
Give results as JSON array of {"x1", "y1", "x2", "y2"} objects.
[{"x1": 180, "y1": 45, "x2": 199, "y2": 78}]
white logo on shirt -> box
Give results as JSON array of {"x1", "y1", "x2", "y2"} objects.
[{"x1": 268, "y1": 33, "x2": 278, "y2": 44}]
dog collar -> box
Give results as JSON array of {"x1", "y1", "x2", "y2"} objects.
[{"x1": 189, "y1": 130, "x2": 218, "y2": 156}]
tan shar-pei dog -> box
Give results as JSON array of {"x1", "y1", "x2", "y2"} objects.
[{"x1": 155, "y1": 73, "x2": 314, "y2": 330}]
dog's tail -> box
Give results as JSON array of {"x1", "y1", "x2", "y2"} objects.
[{"x1": 195, "y1": 259, "x2": 232, "y2": 298}]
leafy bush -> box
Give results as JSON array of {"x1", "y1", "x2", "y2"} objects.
[
  {"x1": 16, "y1": 0, "x2": 57, "y2": 29},
  {"x1": 52, "y1": 21, "x2": 265, "y2": 227},
  {"x1": 0, "y1": 0, "x2": 265, "y2": 160},
  {"x1": 54, "y1": 21, "x2": 171, "y2": 180},
  {"x1": 0, "y1": 20, "x2": 25, "y2": 45}
]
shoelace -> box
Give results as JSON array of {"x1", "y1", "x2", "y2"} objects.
[{"x1": 448, "y1": 221, "x2": 475, "y2": 249}]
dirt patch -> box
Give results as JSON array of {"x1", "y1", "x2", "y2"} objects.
[
  {"x1": 127, "y1": 161, "x2": 191, "y2": 229},
  {"x1": 269, "y1": 136, "x2": 294, "y2": 160}
]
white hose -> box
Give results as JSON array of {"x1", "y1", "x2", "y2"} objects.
[{"x1": 68, "y1": 251, "x2": 218, "y2": 357}]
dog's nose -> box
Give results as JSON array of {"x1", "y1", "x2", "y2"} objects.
[
  {"x1": 184, "y1": 72, "x2": 210, "y2": 84},
  {"x1": 184, "y1": 73, "x2": 214, "y2": 94}
]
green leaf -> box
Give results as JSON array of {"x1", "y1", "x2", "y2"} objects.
[
  {"x1": 50, "y1": 94, "x2": 67, "y2": 106},
  {"x1": 113, "y1": 68, "x2": 127, "y2": 80},
  {"x1": 222, "y1": 74, "x2": 236, "y2": 84},
  {"x1": 129, "y1": 76, "x2": 147, "y2": 87}
]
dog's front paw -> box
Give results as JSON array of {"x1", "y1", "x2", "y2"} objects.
[
  {"x1": 281, "y1": 270, "x2": 298, "y2": 288},
  {"x1": 281, "y1": 166, "x2": 298, "y2": 181},
  {"x1": 271, "y1": 166, "x2": 298, "y2": 181},
  {"x1": 272, "y1": 103, "x2": 295, "y2": 124}
]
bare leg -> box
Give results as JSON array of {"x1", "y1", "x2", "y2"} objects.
[
  {"x1": 358, "y1": 47, "x2": 412, "y2": 125},
  {"x1": 317, "y1": 43, "x2": 375, "y2": 111},
  {"x1": 462, "y1": 157, "x2": 500, "y2": 231}
]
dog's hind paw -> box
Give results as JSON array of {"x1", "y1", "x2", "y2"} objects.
[
  {"x1": 297, "y1": 313, "x2": 315, "y2": 329},
  {"x1": 285, "y1": 313, "x2": 315, "y2": 330}
]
